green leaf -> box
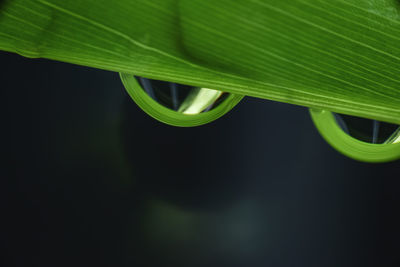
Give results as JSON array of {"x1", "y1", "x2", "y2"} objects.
[{"x1": 1, "y1": 0, "x2": 400, "y2": 124}]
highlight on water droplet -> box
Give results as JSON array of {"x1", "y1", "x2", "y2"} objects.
[
  {"x1": 120, "y1": 73, "x2": 244, "y2": 127},
  {"x1": 135, "y1": 77, "x2": 229, "y2": 115}
]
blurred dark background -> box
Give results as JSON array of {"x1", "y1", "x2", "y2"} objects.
[{"x1": 1, "y1": 51, "x2": 399, "y2": 267}]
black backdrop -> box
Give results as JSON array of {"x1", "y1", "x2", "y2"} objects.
[{"x1": 1, "y1": 51, "x2": 399, "y2": 267}]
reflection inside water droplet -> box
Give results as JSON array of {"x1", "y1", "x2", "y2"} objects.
[
  {"x1": 136, "y1": 77, "x2": 229, "y2": 115},
  {"x1": 334, "y1": 113, "x2": 400, "y2": 144}
]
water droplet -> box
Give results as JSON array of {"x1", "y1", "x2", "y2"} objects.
[
  {"x1": 334, "y1": 113, "x2": 400, "y2": 144},
  {"x1": 136, "y1": 77, "x2": 229, "y2": 115}
]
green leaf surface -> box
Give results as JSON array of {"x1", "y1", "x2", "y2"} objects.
[{"x1": 1, "y1": 0, "x2": 400, "y2": 124}]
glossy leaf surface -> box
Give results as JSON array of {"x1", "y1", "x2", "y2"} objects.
[{"x1": 1, "y1": 0, "x2": 400, "y2": 123}]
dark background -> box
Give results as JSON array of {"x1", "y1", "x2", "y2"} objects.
[{"x1": 1, "y1": 51, "x2": 399, "y2": 267}]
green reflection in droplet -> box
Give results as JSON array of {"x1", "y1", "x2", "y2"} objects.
[
  {"x1": 310, "y1": 109, "x2": 400, "y2": 163},
  {"x1": 120, "y1": 73, "x2": 244, "y2": 127}
]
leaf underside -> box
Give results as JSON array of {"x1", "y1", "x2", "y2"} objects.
[{"x1": 1, "y1": 0, "x2": 400, "y2": 124}]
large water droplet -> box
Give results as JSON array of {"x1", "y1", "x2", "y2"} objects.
[
  {"x1": 334, "y1": 113, "x2": 400, "y2": 144},
  {"x1": 136, "y1": 77, "x2": 229, "y2": 115}
]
